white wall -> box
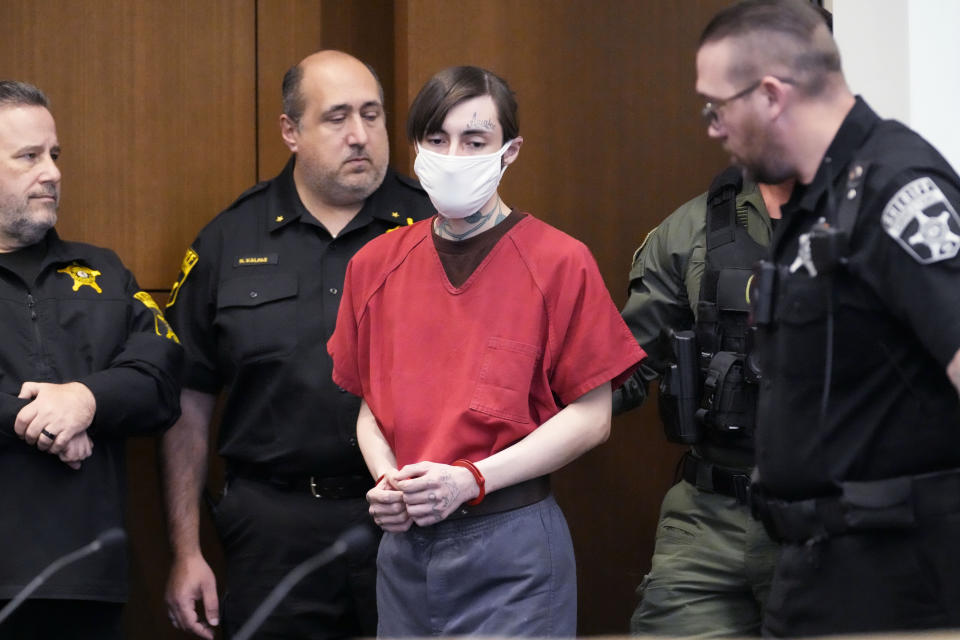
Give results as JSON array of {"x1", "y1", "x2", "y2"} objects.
[{"x1": 834, "y1": 0, "x2": 960, "y2": 171}]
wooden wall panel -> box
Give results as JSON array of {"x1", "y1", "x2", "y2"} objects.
[
  {"x1": 393, "y1": 1, "x2": 732, "y2": 633},
  {"x1": 256, "y1": 1, "x2": 323, "y2": 180},
  {"x1": 0, "y1": 0, "x2": 257, "y2": 291},
  {"x1": 319, "y1": 0, "x2": 396, "y2": 135},
  {"x1": 394, "y1": 0, "x2": 731, "y2": 295}
]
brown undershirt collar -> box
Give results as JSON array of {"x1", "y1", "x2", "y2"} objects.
[{"x1": 432, "y1": 211, "x2": 527, "y2": 287}]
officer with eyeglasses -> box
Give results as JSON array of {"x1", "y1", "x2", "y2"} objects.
[{"x1": 696, "y1": 0, "x2": 960, "y2": 635}]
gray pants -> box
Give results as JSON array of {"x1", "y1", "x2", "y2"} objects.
[
  {"x1": 377, "y1": 494, "x2": 576, "y2": 637},
  {"x1": 631, "y1": 479, "x2": 779, "y2": 637}
]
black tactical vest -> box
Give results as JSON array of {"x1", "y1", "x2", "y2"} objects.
[{"x1": 694, "y1": 167, "x2": 769, "y2": 446}]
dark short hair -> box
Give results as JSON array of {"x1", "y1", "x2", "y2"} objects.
[
  {"x1": 281, "y1": 63, "x2": 306, "y2": 123},
  {"x1": 0, "y1": 80, "x2": 49, "y2": 109},
  {"x1": 281, "y1": 56, "x2": 385, "y2": 126},
  {"x1": 699, "y1": 0, "x2": 840, "y2": 96},
  {"x1": 406, "y1": 66, "x2": 519, "y2": 144}
]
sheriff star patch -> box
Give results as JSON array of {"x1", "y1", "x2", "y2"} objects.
[
  {"x1": 882, "y1": 177, "x2": 960, "y2": 264},
  {"x1": 58, "y1": 263, "x2": 103, "y2": 293}
]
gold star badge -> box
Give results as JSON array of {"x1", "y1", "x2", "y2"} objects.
[
  {"x1": 58, "y1": 263, "x2": 103, "y2": 293},
  {"x1": 391, "y1": 211, "x2": 399, "y2": 218},
  {"x1": 275, "y1": 215, "x2": 284, "y2": 223}
]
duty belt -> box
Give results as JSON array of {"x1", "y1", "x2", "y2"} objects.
[
  {"x1": 752, "y1": 467, "x2": 960, "y2": 544},
  {"x1": 445, "y1": 476, "x2": 551, "y2": 521},
  {"x1": 681, "y1": 453, "x2": 752, "y2": 504},
  {"x1": 228, "y1": 464, "x2": 373, "y2": 499}
]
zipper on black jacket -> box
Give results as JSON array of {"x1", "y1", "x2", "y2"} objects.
[{"x1": 26, "y1": 293, "x2": 43, "y2": 354}]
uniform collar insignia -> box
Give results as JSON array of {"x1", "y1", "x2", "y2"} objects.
[{"x1": 269, "y1": 210, "x2": 299, "y2": 231}]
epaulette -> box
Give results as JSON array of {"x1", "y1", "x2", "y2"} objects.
[
  {"x1": 224, "y1": 180, "x2": 270, "y2": 211},
  {"x1": 632, "y1": 226, "x2": 658, "y2": 265},
  {"x1": 393, "y1": 171, "x2": 427, "y2": 194}
]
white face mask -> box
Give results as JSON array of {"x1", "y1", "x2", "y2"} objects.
[{"x1": 413, "y1": 140, "x2": 514, "y2": 219}]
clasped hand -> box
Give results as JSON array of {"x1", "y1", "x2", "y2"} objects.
[
  {"x1": 367, "y1": 462, "x2": 480, "y2": 531},
  {"x1": 14, "y1": 381, "x2": 97, "y2": 469}
]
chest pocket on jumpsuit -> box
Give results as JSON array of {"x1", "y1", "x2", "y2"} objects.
[
  {"x1": 216, "y1": 272, "x2": 298, "y2": 362},
  {"x1": 470, "y1": 337, "x2": 542, "y2": 423}
]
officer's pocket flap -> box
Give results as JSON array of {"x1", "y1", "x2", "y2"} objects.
[
  {"x1": 776, "y1": 275, "x2": 829, "y2": 325},
  {"x1": 219, "y1": 273, "x2": 298, "y2": 309}
]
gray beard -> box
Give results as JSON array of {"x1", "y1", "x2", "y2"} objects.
[
  {"x1": 10, "y1": 217, "x2": 55, "y2": 246},
  {"x1": 0, "y1": 198, "x2": 57, "y2": 249}
]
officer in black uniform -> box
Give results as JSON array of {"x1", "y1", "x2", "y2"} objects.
[
  {"x1": 161, "y1": 51, "x2": 433, "y2": 639},
  {"x1": 696, "y1": 1, "x2": 960, "y2": 636},
  {"x1": 0, "y1": 80, "x2": 182, "y2": 639}
]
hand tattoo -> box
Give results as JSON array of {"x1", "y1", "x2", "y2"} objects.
[{"x1": 431, "y1": 470, "x2": 461, "y2": 516}]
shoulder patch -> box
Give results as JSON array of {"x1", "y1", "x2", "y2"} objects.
[
  {"x1": 386, "y1": 216, "x2": 417, "y2": 233},
  {"x1": 166, "y1": 247, "x2": 199, "y2": 307},
  {"x1": 882, "y1": 177, "x2": 960, "y2": 264},
  {"x1": 135, "y1": 291, "x2": 180, "y2": 343}
]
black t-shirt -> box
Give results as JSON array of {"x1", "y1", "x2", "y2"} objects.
[
  {"x1": 756, "y1": 97, "x2": 960, "y2": 499},
  {"x1": 165, "y1": 157, "x2": 434, "y2": 475},
  {"x1": 0, "y1": 235, "x2": 48, "y2": 286}
]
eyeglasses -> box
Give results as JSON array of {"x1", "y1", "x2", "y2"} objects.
[
  {"x1": 700, "y1": 80, "x2": 762, "y2": 124},
  {"x1": 700, "y1": 76, "x2": 796, "y2": 125}
]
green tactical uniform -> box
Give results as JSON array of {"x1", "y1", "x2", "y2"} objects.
[{"x1": 617, "y1": 179, "x2": 780, "y2": 637}]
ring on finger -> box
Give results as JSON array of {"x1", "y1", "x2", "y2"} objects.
[{"x1": 40, "y1": 429, "x2": 56, "y2": 440}]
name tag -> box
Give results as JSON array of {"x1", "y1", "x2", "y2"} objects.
[{"x1": 235, "y1": 253, "x2": 278, "y2": 267}]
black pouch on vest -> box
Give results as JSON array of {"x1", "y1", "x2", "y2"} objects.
[{"x1": 698, "y1": 351, "x2": 757, "y2": 437}]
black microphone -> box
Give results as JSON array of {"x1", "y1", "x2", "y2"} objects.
[
  {"x1": 0, "y1": 528, "x2": 126, "y2": 625},
  {"x1": 232, "y1": 524, "x2": 377, "y2": 640}
]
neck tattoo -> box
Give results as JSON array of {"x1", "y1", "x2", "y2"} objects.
[{"x1": 436, "y1": 200, "x2": 506, "y2": 241}]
